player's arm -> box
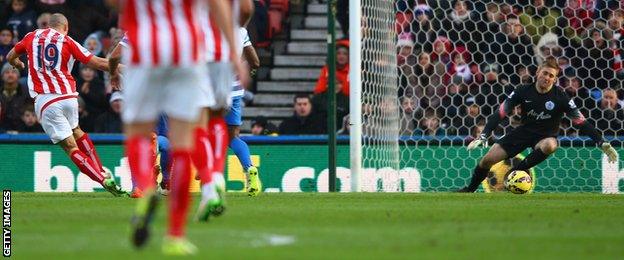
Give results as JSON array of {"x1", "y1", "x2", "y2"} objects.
[
  {"x1": 107, "y1": 40, "x2": 125, "y2": 90},
  {"x1": 467, "y1": 90, "x2": 521, "y2": 149},
  {"x1": 108, "y1": 42, "x2": 123, "y2": 74},
  {"x1": 67, "y1": 36, "x2": 110, "y2": 71},
  {"x1": 239, "y1": 0, "x2": 254, "y2": 27},
  {"x1": 565, "y1": 99, "x2": 617, "y2": 162},
  {"x1": 241, "y1": 29, "x2": 259, "y2": 77},
  {"x1": 208, "y1": 0, "x2": 249, "y2": 87},
  {"x1": 5, "y1": 48, "x2": 25, "y2": 70},
  {"x1": 243, "y1": 45, "x2": 259, "y2": 70},
  {"x1": 6, "y1": 32, "x2": 31, "y2": 70},
  {"x1": 86, "y1": 56, "x2": 110, "y2": 72}
]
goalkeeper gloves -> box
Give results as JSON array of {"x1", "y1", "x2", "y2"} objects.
[
  {"x1": 601, "y1": 142, "x2": 618, "y2": 163},
  {"x1": 467, "y1": 134, "x2": 488, "y2": 150}
]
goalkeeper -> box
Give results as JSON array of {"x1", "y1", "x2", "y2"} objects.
[{"x1": 458, "y1": 58, "x2": 618, "y2": 192}]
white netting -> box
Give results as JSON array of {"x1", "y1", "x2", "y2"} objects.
[
  {"x1": 359, "y1": 0, "x2": 624, "y2": 192},
  {"x1": 360, "y1": 0, "x2": 401, "y2": 191}
]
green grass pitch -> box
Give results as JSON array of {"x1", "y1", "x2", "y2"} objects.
[{"x1": 11, "y1": 193, "x2": 624, "y2": 259}]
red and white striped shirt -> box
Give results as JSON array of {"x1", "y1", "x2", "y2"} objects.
[
  {"x1": 14, "y1": 28, "x2": 93, "y2": 97},
  {"x1": 120, "y1": 0, "x2": 206, "y2": 67},
  {"x1": 201, "y1": 0, "x2": 239, "y2": 62}
]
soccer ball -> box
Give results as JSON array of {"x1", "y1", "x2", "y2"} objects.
[{"x1": 504, "y1": 170, "x2": 532, "y2": 194}]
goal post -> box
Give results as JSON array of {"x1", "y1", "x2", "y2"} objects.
[
  {"x1": 349, "y1": 0, "x2": 362, "y2": 192},
  {"x1": 350, "y1": 0, "x2": 400, "y2": 192}
]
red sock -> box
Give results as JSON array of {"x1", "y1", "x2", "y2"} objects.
[
  {"x1": 70, "y1": 150, "x2": 105, "y2": 184},
  {"x1": 168, "y1": 150, "x2": 192, "y2": 237},
  {"x1": 126, "y1": 136, "x2": 156, "y2": 191},
  {"x1": 76, "y1": 133, "x2": 104, "y2": 172},
  {"x1": 207, "y1": 117, "x2": 228, "y2": 175},
  {"x1": 192, "y1": 128, "x2": 213, "y2": 185}
]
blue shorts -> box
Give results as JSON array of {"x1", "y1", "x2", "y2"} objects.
[{"x1": 225, "y1": 96, "x2": 242, "y2": 126}]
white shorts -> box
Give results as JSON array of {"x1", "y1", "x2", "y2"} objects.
[
  {"x1": 34, "y1": 93, "x2": 79, "y2": 144},
  {"x1": 201, "y1": 62, "x2": 233, "y2": 109},
  {"x1": 122, "y1": 65, "x2": 210, "y2": 123}
]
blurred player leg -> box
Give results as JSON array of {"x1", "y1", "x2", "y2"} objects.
[
  {"x1": 194, "y1": 62, "x2": 231, "y2": 221},
  {"x1": 159, "y1": 66, "x2": 205, "y2": 254},
  {"x1": 157, "y1": 135, "x2": 172, "y2": 194},
  {"x1": 226, "y1": 95, "x2": 261, "y2": 196},
  {"x1": 166, "y1": 118, "x2": 195, "y2": 241}
]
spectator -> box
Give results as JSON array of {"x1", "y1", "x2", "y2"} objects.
[
  {"x1": 410, "y1": 1, "x2": 437, "y2": 53},
  {"x1": 311, "y1": 77, "x2": 349, "y2": 129},
  {"x1": 397, "y1": 32, "x2": 415, "y2": 67},
  {"x1": 430, "y1": 36, "x2": 453, "y2": 67},
  {"x1": 448, "y1": 50, "x2": 473, "y2": 85},
  {"x1": 440, "y1": 76, "x2": 467, "y2": 118},
  {"x1": 414, "y1": 113, "x2": 445, "y2": 137},
  {"x1": 314, "y1": 39, "x2": 349, "y2": 96},
  {"x1": 557, "y1": 56, "x2": 576, "y2": 77},
  {"x1": 248, "y1": 0, "x2": 269, "y2": 44},
  {"x1": 397, "y1": 33, "x2": 417, "y2": 97},
  {"x1": 0, "y1": 64, "x2": 30, "y2": 131},
  {"x1": 6, "y1": 0, "x2": 37, "y2": 41},
  {"x1": 250, "y1": 116, "x2": 278, "y2": 136},
  {"x1": 477, "y1": 3, "x2": 506, "y2": 62},
  {"x1": 575, "y1": 25, "x2": 615, "y2": 89},
  {"x1": 83, "y1": 32, "x2": 103, "y2": 57},
  {"x1": 399, "y1": 96, "x2": 419, "y2": 136},
  {"x1": 336, "y1": 0, "x2": 348, "y2": 38},
  {"x1": 17, "y1": 105, "x2": 43, "y2": 133},
  {"x1": 475, "y1": 63, "x2": 513, "y2": 116},
  {"x1": 559, "y1": 0, "x2": 593, "y2": 47},
  {"x1": 94, "y1": 92, "x2": 123, "y2": 133},
  {"x1": 490, "y1": 15, "x2": 535, "y2": 77},
  {"x1": 278, "y1": 94, "x2": 325, "y2": 135},
  {"x1": 519, "y1": 0, "x2": 560, "y2": 44},
  {"x1": 76, "y1": 65, "x2": 107, "y2": 117},
  {"x1": 535, "y1": 32, "x2": 563, "y2": 64},
  {"x1": 36, "y1": 12, "x2": 51, "y2": 29},
  {"x1": 77, "y1": 96, "x2": 96, "y2": 133},
  {"x1": 0, "y1": 28, "x2": 13, "y2": 66},
  {"x1": 607, "y1": 10, "x2": 624, "y2": 78},
  {"x1": 590, "y1": 88, "x2": 624, "y2": 136},
  {"x1": 413, "y1": 51, "x2": 434, "y2": 95},
  {"x1": 563, "y1": 76, "x2": 593, "y2": 115},
  {"x1": 438, "y1": 0, "x2": 481, "y2": 62},
  {"x1": 58, "y1": 1, "x2": 112, "y2": 43}
]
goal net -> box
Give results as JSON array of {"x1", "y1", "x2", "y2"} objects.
[{"x1": 352, "y1": 0, "x2": 624, "y2": 193}]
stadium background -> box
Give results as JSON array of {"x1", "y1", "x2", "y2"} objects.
[{"x1": 0, "y1": 0, "x2": 623, "y2": 193}]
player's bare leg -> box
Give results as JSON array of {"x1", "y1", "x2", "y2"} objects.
[
  {"x1": 58, "y1": 133, "x2": 125, "y2": 196},
  {"x1": 510, "y1": 137, "x2": 557, "y2": 172},
  {"x1": 458, "y1": 144, "x2": 509, "y2": 192}
]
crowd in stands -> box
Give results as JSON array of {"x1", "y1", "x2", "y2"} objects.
[
  {"x1": 393, "y1": 0, "x2": 624, "y2": 139},
  {"x1": 293, "y1": 0, "x2": 624, "y2": 139},
  {"x1": 2, "y1": 0, "x2": 623, "y2": 138},
  {"x1": 0, "y1": 0, "x2": 272, "y2": 135}
]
